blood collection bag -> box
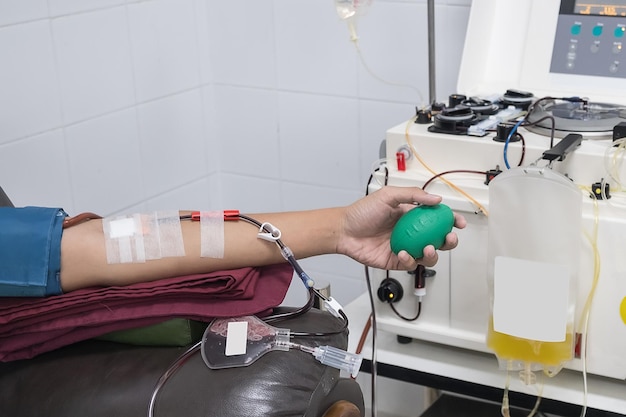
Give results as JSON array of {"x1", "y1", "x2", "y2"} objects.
[
  {"x1": 201, "y1": 315, "x2": 290, "y2": 370},
  {"x1": 201, "y1": 315, "x2": 363, "y2": 377},
  {"x1": 486, "y1": 166, "x2": 582, "y2": 382}
]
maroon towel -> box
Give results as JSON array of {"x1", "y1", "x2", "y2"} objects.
[{"x1": 0, "y1": 264, "x2": 294, "y2": 361}]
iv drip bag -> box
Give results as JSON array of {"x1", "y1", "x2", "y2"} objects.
[
  {"x1": 486, "y1": 166, "x2": 582, "y2": 378},
  {"x1": 334, "y1": 0, "x2": 372, "y2": 21},
  {"x1": 334, "y1": 0, "x2": 372, "y2": 40}
]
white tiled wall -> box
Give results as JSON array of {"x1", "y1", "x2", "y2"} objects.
[
  {"x1": 0, "y1": 0, "x2": 471, "y2": 415},
  {"x1": 0, "y1": 0, "x2": 470, "y2": 308}
]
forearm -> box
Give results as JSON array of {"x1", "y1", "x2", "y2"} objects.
[
  {"x1": 59, "y1": 208, "x2": 345, "y2": 292},
  {"x1": 232, "y1": 208, "x2": 343, "y2": 259}
]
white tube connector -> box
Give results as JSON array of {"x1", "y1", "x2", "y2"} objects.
[{"x1": 312, "y1": 345, "x2": 363, "y2": 378}]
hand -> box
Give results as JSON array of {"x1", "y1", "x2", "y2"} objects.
[{"x1": 337, "y1": 186, "x2": 466, "y2": 270}]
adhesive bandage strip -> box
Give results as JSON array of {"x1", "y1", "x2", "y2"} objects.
[
  {"x1": 103, "y1": 211, "x2": 185, "y2": 264},
  {"x1": 103, "y1": 214, "x2": 144, "y2": 264},
  {"x1": 147, "y1": 211, "x2": 186, "y2": 260},
  {"x1": 200, "y1": 211, "x2": 225, "y2": 258}
]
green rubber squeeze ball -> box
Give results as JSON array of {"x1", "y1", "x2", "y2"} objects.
[{"x1": 390, "y1": 204, "x2": 455, "y2": 259}]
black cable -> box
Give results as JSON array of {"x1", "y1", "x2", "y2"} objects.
[
  {"x1": 522, "y1": 113, "x2": 556, "y2": 148},
  {"x1": 524, "y1": 95, "x2": 590, "y2": 149},
  {"x1": 290, "y1": 309, "x2": 350, "y2": 338},
  {"x1": 366, "y1": 165, "x2": 389, "y2": 196},
  {"x1": 364, "y1": 163, "x2": 391, "y2": 417},
  {"x1": 390, "y1": 300, "x2": 422, "y2": 321},
  {"x1": 263, "y1": 287, "x2": 316, "y2": 324},
  {"x1": 380, "y1": 269, "x2": 423, "y2": 322},
  {"x1": 364, "y1": 262, "x2": 379, "y2": 417},
  {"x1": 422, "y1": 169, "x2": 486, "y2": 190}
]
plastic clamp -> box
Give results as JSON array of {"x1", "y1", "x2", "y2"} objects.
[
  {"x1": 258, "y1": 222, "x2": 281, "y2": 242},
  {"x1": 323, "y1": 297, "x2": 344, "y2": 318}
]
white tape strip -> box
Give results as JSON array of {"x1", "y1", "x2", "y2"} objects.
[
  {"x1": 103, "y1": 215, "x2": 145, "y2": 264},
  {"x1": 200, "y1": 211, "x2": 225, "y2": 258},
  {"x1": 154, "y1": 210, "x2": 186, "y2": 258},
  {"x1": 142, "y1": 212, "x2": 161, "y2": 261},
  {"x1": 132, "y1": 213, "x2": 147, "y2": 263},
  {"x1": 103, "y1": 211, "x2": 185, "y2": 264},
  {"x1": 142, "y1": 210, "x2": 185, "y2": 260}
]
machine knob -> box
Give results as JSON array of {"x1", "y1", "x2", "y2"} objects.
[{"x1": 377, "y1": 278, "x2": 404, "y2": 303}]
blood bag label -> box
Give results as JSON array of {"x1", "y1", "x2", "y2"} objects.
[{"x1": 225, "y1": 321, "x2": 248, "y2": 356}]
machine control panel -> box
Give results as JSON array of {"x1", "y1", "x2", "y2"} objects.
[{"x1": 551, "y1": 0, "x2": 626, "y2": 77}]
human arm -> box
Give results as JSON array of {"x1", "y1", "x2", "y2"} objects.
[{"x1": 59, "y1": 186, "x2": 466, "y2": 292}]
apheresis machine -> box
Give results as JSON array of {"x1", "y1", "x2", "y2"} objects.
[{"x1": 369, "y1": 0, "x2": 626, "y2": 407}]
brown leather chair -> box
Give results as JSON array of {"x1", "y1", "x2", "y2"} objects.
[{"x1": 0, "y1": 307, "x2": 364, "y2": 417}]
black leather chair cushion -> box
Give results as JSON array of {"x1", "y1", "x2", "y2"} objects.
[{"x1": 0, "y1": 308, "x2": 364, "y2": 417}]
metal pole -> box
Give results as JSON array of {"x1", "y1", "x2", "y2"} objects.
[{"x1": 427, "y1": 0, "x2": 436, "y2": 104}]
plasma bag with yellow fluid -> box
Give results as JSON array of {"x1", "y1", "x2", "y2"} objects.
[{"x1": 486, "y1": 166, "x2": 582, "y2": 383}]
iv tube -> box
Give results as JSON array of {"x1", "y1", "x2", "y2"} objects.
[{"x1": 334, "y1": 0, "x2": 425, "y2": 107}]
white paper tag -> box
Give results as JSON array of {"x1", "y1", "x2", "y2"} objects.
[
  {"x1": 493, "y1": 256, "x2": 569, "y2": 342},
  {"x1": 225, "y1": 321, "x2": 248, "y2": 356}
]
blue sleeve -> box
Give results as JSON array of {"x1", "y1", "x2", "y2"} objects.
[{"x1": 0, "y1": 207, "x2": 67, "y2": 297}]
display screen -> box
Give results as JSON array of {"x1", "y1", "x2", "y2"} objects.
[{"x1": 572, "y1": 1, "x2": 626, "y2": 15}]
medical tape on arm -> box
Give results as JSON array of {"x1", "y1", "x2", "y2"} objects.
[
  {"x1": 199, "y1": 211, "x2": 225, "y2": 258},
  {"x1": 148, "y1": 210, "x2": 186, "y2": 259},
  {"x1": 103, "y1": 211, "x2": 185, "y2": 264}
]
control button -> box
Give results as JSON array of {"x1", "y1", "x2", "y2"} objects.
[
  {"x1": 593, "y1": 24, "x2": 604, "y2": 36},
  {"x1": 615, "y1": 26, "x2": 625, "y2": 38},
  {"x1": 591, "y1": 42, "x2": 601, "y2": 53},
  {"x1": 566, "y1": 60, "x2": 575, "y2": 70},
  {"x1": 571, "y1": 23, "x2": 582, "y2": 35},
  {"x1": 613, "y1": 43, "x2": 623, "y2": 54},
  {"x1": 569, "y1": 41, "x2": 578, "y2": 51},
  {"x1": 610, "y1": 61, "x2": 619, "y2": 73}
]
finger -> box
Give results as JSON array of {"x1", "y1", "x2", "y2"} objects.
[
  {"x1": 397, "y1": 193, "x2": 443, "y2": 215},
  {"x1": 418, "y1": 245, "x2": 439, "y2": 267},
  {"x1": 439, "y1": 232, "x2": 459, "y2": 251},
  {"x1": 385, "y1": 186, "x2": 442, "y2": 207},
  {"x1": 397, "y1": 250, "x2": 418, "y2": 270},
  {"x1": 412, "y1": 192, "x2": 442, "y2": 207},
  {"x1": 453, "y1": 212, "x2": 467, "y2": 229}
]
